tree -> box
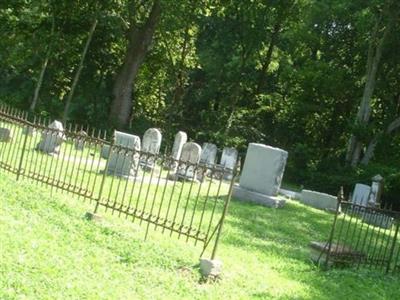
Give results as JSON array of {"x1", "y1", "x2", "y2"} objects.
[
  {"x1": 346, "y1": 0, "x2": 399, "y2": 166},
  {"x1": 109, "y1": 0, "x2": 161, "y2": 129}
]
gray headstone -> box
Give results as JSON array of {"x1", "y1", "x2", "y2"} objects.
[
  {"x1": 100, "y1": 145, "x2": 110, "y2": 159},
  {"x1": 351, "y1": 184, "x2": 371, "y2": 207},
  {"x1": 140, "y1": 128, "x2": 162, "y2": 170},
  {"x1": 169, "y1": 131, "x2": 187, "y2": 171},
  {"x1": 233, "y1": 143, "x2": 288, "y2": 208},
  {"x1": 198, "y1": 143, "x2": 217, "y2": 181},
  {"x1": 107, "y1": 131, "x2": 141, "y2": 177},
  {"x1": 220, "y1": 147, "x2": 238, "y2": 180},
  {"x1": 74, "y1": 130, "x2": 87, "y2": 150},
  {"x1": 36, "y1": 120, "x2": 65, "y2": 154},
  {"x1": 0, "y1": 127, "x2": 12, "y2": 142},
  {"x1": 299, "y1": 190, "x2": 338, "y2": 211},
  {"x1": 176, "y1": 142, "x2": 202, "y2": 180}
]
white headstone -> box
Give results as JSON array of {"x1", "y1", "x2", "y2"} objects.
[
  {"x1": 200, "y1": 143, "x2": 217, "y2": 166},
  {"x1": 107, "y1": 131, "x2": 141, "y2": 177},
  {"x1": 140, "y1": 128, "x2": 162, "y2": 170},
  {"x1": 36, "y1": 120, "x2": 65, "y2": 154},
  {"x1": 176, "y1": 142, "x2": 202, "y2": 180},
  {"x1": 220, "y1": 147, "x2": 238, "y2": 180},
  {"x1": 233, "y1": 143, "x2": 288, "y2": 208},
  {"x1": 142, "y1": 128, "x2": 162, "y2": 154},
  {"x1": 352, "y1": 184, "x2": 371, "y2": 207},
  {"x1": 169, "y1": 131, "x2": 187, "y2": 171},
  {"x1": 0, "y1": 127, "x2": 12, "y2": 142},
  {"x1": 369, "y1": 174, "x2": 384, "y2": 205}
]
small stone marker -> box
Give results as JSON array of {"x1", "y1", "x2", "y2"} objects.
[
  {"x1": 174, "y1": 142, "x2": 202, "y2": 180},
  {"x1": 300, "y1": 190, "x2": 338, "y2": 211},
  {"x1": 198, "y1": 143, "x2": 217, "y2": 181},
  {"x1": 351, "y1": 184, "x2": 371, "y2": 207},
  {"x1": 36, "y1": 120, "x2": 65, "y2": 154},
  {"x1": 232, "y1": 143, "x2": 288, "y2": 208},
  {"x1": 140, "y1": 128, "x2": 162, "y2": 170},
  {"x1": 74, "y1": 130, "x2": 87, "y2": 150},
  {"x1": 107, "y1": 131, "x2": 141, "y2": 177},
  {"x1": 220, "y1": 147, "x2": 238, "y2": 180},
  {"x1": 0, "y1": 127, "x2": 12, "y2": 142},
  {"x1": 199, "y1": 258, "x2": 222, "y2": 278},
  {"x1": 169, "y1": 131, "x2": 187, "y2": 171}
]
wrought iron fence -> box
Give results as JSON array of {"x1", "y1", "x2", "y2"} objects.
[
  {"x1": 0, "y1": 104, "x2": 237, "y2": 259},
  {"x1": 315, "y1": 189, "x2": 400, "y2": 273}
]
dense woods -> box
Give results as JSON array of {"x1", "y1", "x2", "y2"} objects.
[{"x1": 0, "y1": 0, "x2": 399, "y2": 206}]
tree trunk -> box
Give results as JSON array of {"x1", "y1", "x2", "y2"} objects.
[
  {"x1": 361, "y1": 116, "x2": 400, "y2": 165},
  {"x1": 109, "y1": 0, "x2": 161, "y2": 129},
  {"x1": 30, "y1": 17, "x2": 55, "y2": 112},
  {"x1": 62, "y1": 19, "x2": 98, "y2": 124},
  {"x1": 346, "y1": 4, "x2": 394, "y2": 166}
]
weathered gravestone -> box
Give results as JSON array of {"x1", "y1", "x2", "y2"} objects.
[
  {"x1": 74, "y1": 130, "x2": 87, "y2": 150},
  {"x1": 220, "y1": 147, "x2": 238, "y2": 180},
  {"x1": 368, "y1": 174, "x2": 384, "y2": 206},
  {"x1": 168, "y1": 131, "x2": 187, "y2": 171},
  {"x1": 100, "y1": 145, "x2": 111, "y2": 159},
  {"x1": 232, "y1": 143, "x2": 288, "y2": 208},
  {"x1": 0, "y1": 127, "x2": 12, "y2": 142},
  {"x1": 351, "y1": 184, "x2": 371, "y2": 207},
  {"x1": 107, "y1": 131, "x2": 141, "y2": 177},
  {"x1": 140, "y1": 128, "x2": 162, "y2": 170},
  {"x1": 172, "y1": 142, "x2": 202, "y2": 181},
  {"x1": 198, "y1": 143, "x2": 217, "y2": 181},
  {"x1": 300, "y1": 190, "x2": 338, "y2": 211},
  {"x1": 36, "y1": 120, "x2": 65, "y2": 154}
]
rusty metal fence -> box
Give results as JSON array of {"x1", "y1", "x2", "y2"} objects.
[
  {"x1": 0, "y1": 103, "x2": 237, "y2": 259},
  {"x1": 316, "y1": 189, "x2": 400, "y2": 273}
]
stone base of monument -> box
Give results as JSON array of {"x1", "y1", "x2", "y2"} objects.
[
  {"x1": 300, "y1": 190, "x2": 338, "y2": 211},
  {"x1": 84, "y1": 212, "x2": 102, "y2": 222},
  {"x1": 310, "y1": 241, "x2": 364, "y2": 267},
  {"x1": 233, "y1": 185, "x2": 285, "y2": 208},
  {"x1": 199, "y1": 258, "x2": 222, "y2": 278}
]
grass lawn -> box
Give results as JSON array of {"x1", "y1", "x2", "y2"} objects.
[{"x1": 0, "y1": 171, "x2": 399, "y2": 300}]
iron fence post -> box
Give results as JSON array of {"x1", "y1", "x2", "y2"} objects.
[
  {"x1": 16, "y1": 125, "x2": 30, "y2": 181},
  {"x1": 94, "y1": 140, "x2": 114, "y2": 214},
  {"x1": 323, "y1": 187, "x2": 344, "y2": 268},
  {"x1": 386, "y1": 220, "x2": 400, "y2": 273},
  {"x1": 210, "y1": 164, "x2": 237, "y2": 260}
]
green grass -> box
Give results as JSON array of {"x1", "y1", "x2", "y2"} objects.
[{"x1": 1, "y1": 171, "x2": 399, "y2": 299}]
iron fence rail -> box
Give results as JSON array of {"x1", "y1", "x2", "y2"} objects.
[
  {"x1": 0, "y1": 105, "x2": 237, "y2": 259},
  {"x1": 320, "y1": 189, "x2": 400, "y2": 273}
]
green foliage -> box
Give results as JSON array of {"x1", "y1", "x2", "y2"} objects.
[{"x1": 0, "y1": 0, "x2": 399, "y2": 203}]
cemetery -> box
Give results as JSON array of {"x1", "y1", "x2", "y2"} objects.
[{"x1": 1, "y1": 1, "x2": 400, "y2": 298}]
